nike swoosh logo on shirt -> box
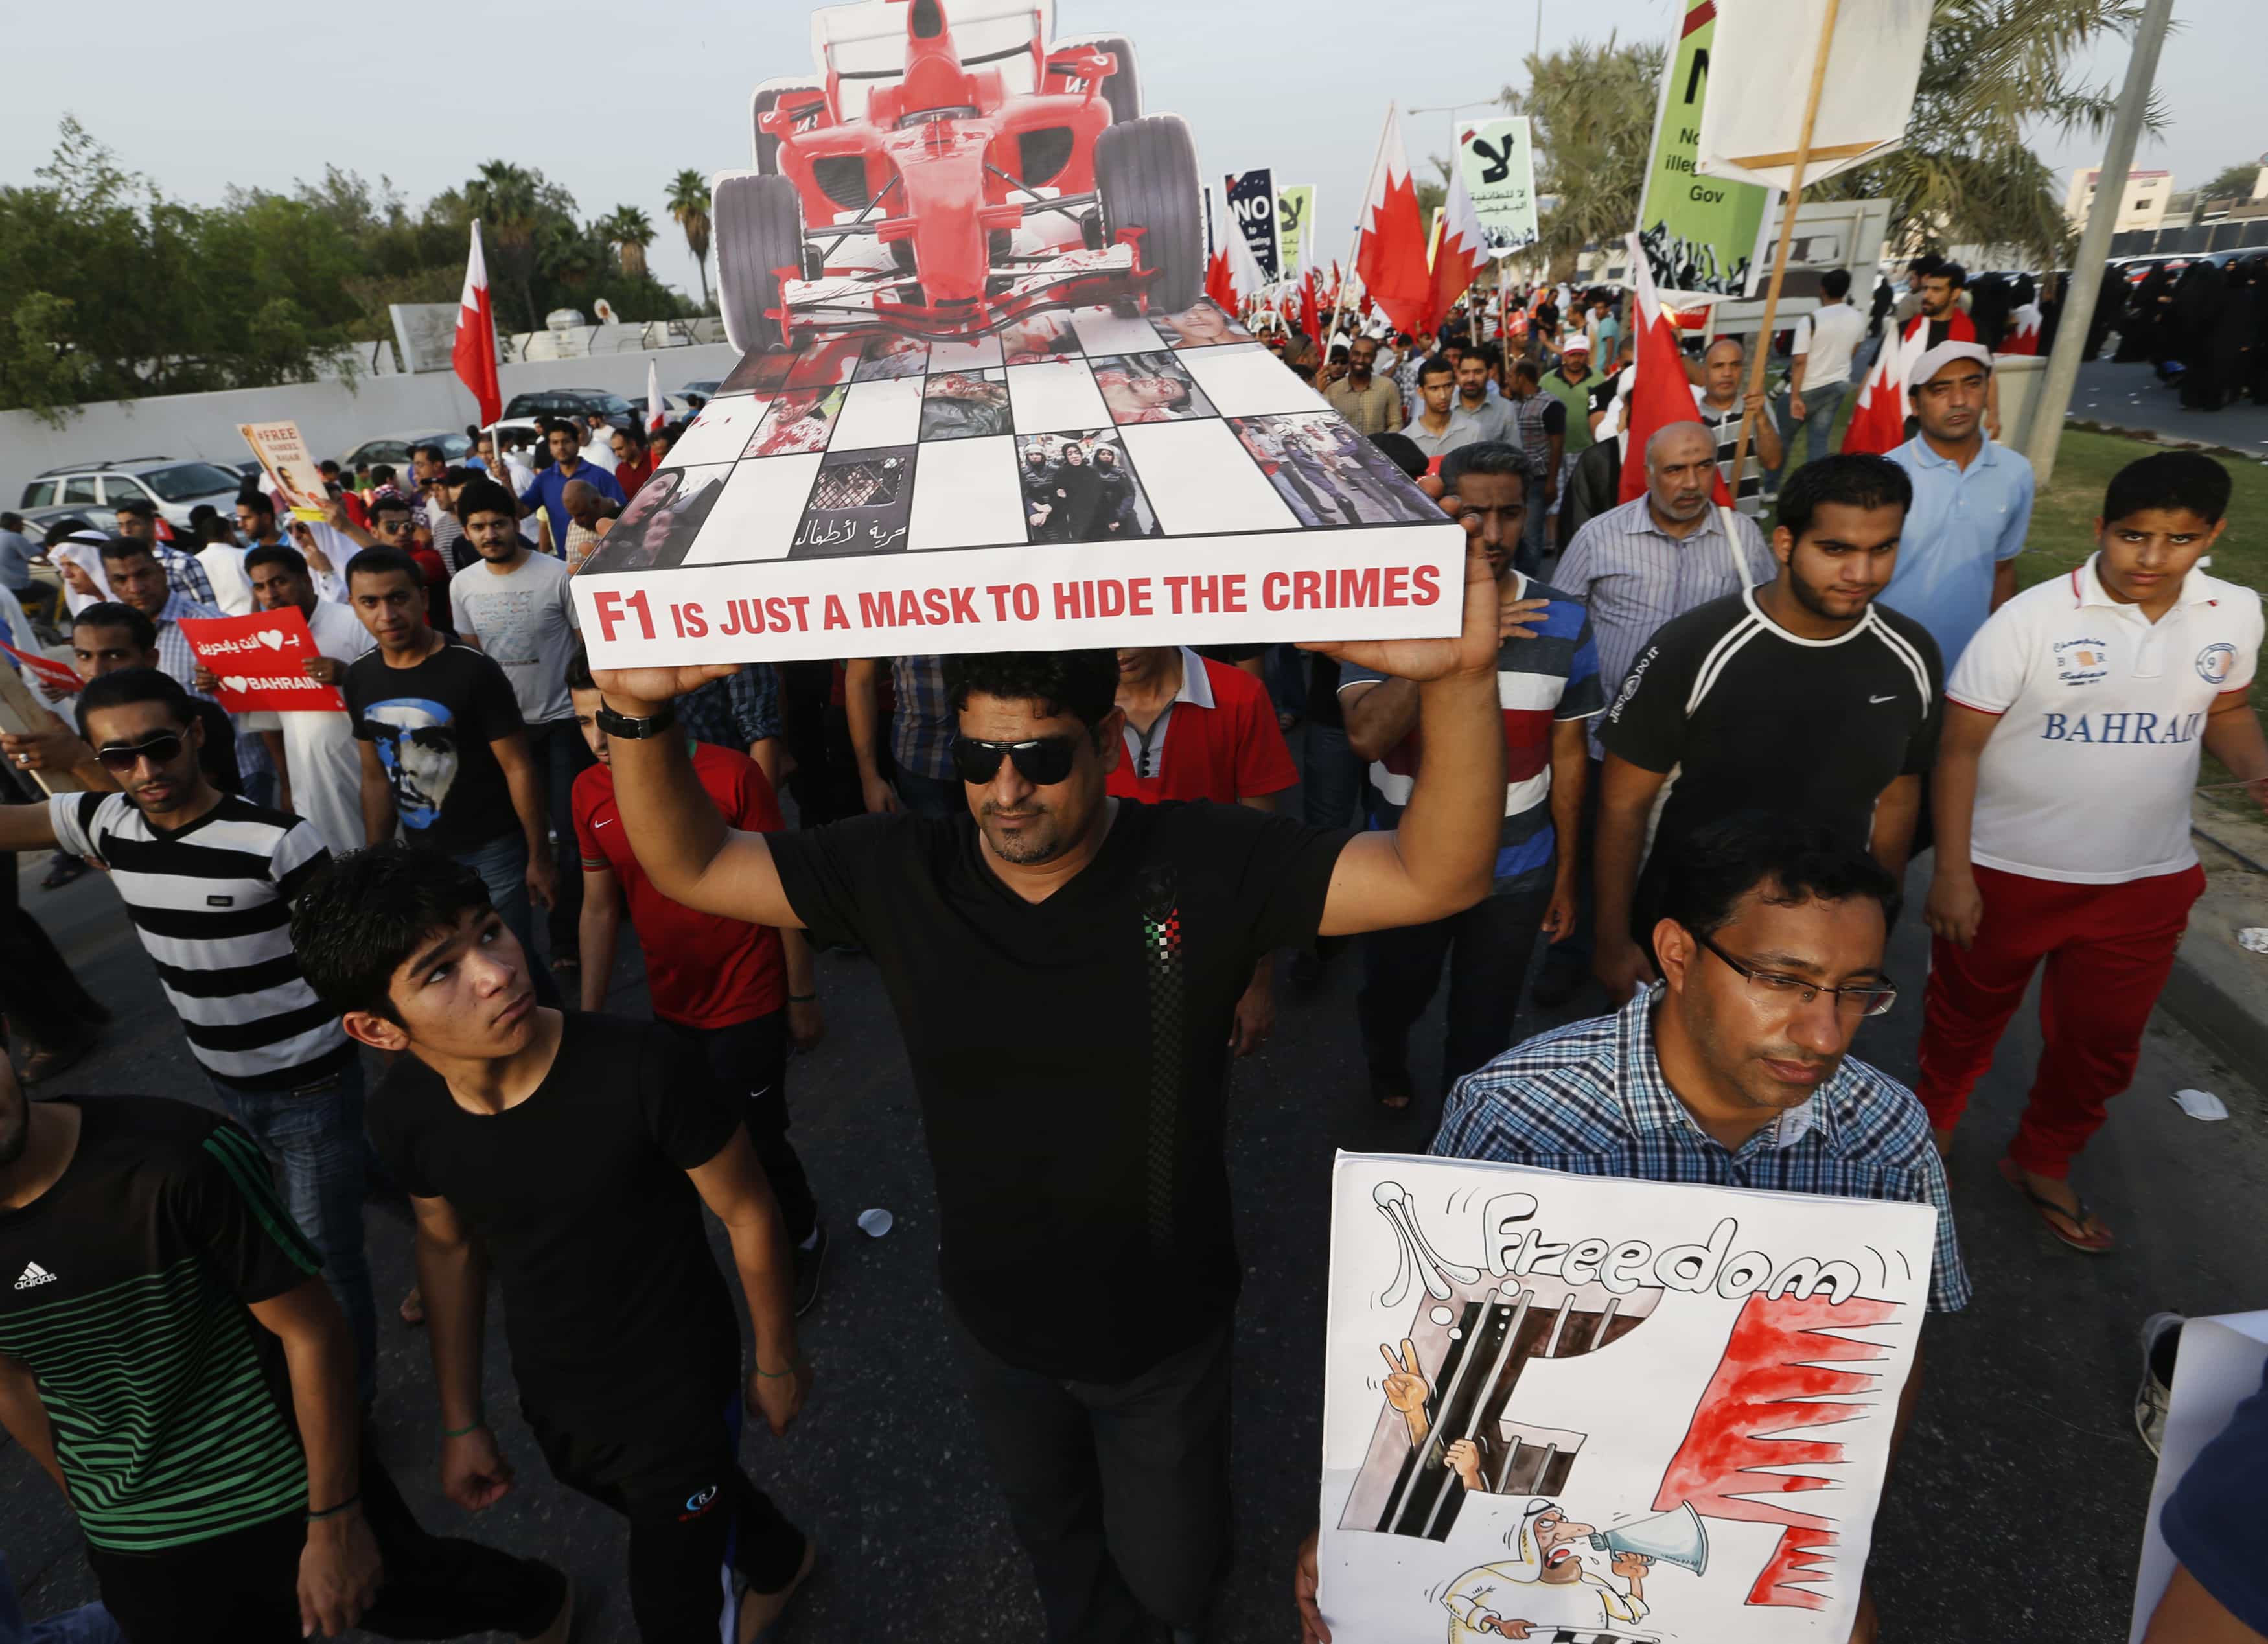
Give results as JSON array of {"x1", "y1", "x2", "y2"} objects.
[
  {"x1": 1869, "y1": 694, "x2": 1897, "y2": 704},
  {"x1": 594, "y1": 817, "x2": 614, "y2": 829}
]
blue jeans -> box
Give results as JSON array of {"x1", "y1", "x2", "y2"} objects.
[
  {"x1": 527, "y1": 719, "x2": 594, "y2": 958},
  {"x1": 1302, "y1": 723, "x2": 1365, "y2": 833},
  {"x1": 895, "y1": 767, "x2": 962, "y2": 820},
  {"x1": 1361, "y1": 864, "x2": 1556, "y2": 1088},
  {"x1": 453, "y1": 831, "x2": 562, "y2": 1007},
  {"x1": 209, "y1": 1059, "x2": 377, "y2": 1408}
]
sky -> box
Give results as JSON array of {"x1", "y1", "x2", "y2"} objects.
[{"x1": 1, "y1": 0, "x2": 2255, "y2": 311}]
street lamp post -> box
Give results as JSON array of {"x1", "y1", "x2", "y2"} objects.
[{"x1": 2025, "y1": 0, "x2": 2177, "y2": 485}]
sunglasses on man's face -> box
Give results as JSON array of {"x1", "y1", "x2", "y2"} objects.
[
  {"x1": 95, "y1": 732, "x2": 186, "y2": 774},
  {"x1": 949, "y1": 734, "x2": 1082, "y2": 787}
]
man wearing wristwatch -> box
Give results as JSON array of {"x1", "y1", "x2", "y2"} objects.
[
  {"x1": 292, "y1": 844, "x2": 816, "y2": 1643},
  {"x1": 588, "y1": 529, "x2": 1518, "y2": 1642}
]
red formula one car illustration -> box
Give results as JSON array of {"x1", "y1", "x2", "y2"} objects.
[{"x1": 712, "y1": 0, "x2": 1203, "y2": 352}]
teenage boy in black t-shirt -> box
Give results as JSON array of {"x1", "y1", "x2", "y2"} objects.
[
  {"x1": 292, "y1": 844, "x2": 813, "y2": 1642},
  {"x1": 1593, "y1": 454, "x2": 1944, "y2": 1002},
  {"x1": 587, "y1": 538, "x2": 1512, "y2": 1640},
  {"x1": 341, "y1": 545, "x2": 560, "y2": 1001},
  {"x1": 0, "y1": 1058, "x2": 570, "y2": 1644}
]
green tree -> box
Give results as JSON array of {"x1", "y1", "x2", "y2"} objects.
[
  {"x1": 600, "y1": 205, "x2": 658, "y2": 279},
  {"x1": 1815, "y1": 0, "x2": 2163, "y2": 262},
  {"x1": 1499, "y1": 34, "x2": 1664, "y2": 281},
  {"x1": 667, "y1": 169, "x2": 714, "y2": 312},
  {"x1": 2199, "y1": 161, "x2": 2263, "y2": 205},
  {"x1": 465, "y1": 160, "x2": 548, "y2": 331}
]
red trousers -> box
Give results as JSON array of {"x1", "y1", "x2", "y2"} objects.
[{"x1": 1917, "y1": 862, "x2": 2204, "y2": 1179}]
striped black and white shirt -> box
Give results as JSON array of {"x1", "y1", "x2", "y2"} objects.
[
  {"x1": 1600, "y1": 588, "x2": 1944, "y2": 863},
  {"x1": 49, "y1": 793, "x2": 349, "y2": 1091}
]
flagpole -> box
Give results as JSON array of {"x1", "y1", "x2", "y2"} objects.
[
  {"x1": 471, "y1": 218, "x2": 503, "y2": 481},
  {"x1": 1330, "y1": 102, "x2": 1396, "y2": 348},
  {"x1": 1725, "y1": 0, "x2": 1840, "y2": 533}
]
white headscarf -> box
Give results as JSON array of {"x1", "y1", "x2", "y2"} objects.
[{"x1": 47, "y1": 531, "x2": 116, "y2": 616}]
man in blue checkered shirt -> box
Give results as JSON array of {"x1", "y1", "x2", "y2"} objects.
[
  {"x1": 1296, "y1": 815, "x2": 1967, "y2": 1643},
  {"x1": 1433, "y1": 811, "x2": 1967, "y2": 1317}
]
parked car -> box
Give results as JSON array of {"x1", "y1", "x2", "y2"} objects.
[
  {"x1": 501, "y1": 389, "x2": 641, "y2": 432},
  {"x1": 17, "y1": 457, "x2": 247, "y2": 531},
  {"x1": 340, "y1": 430, "x2": 475, "y2": 471},
  {"x1": 680, "y1": 379, "x2": 723, "y2": 408}
]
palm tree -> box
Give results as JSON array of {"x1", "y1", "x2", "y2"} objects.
[
  {"x1": 666, "y1": 169, "x2": 713, "y2": 311},
  {"x1": 1812, "y1": 0, "x2": 2162, "y2": 262},
  {"x1": 465, "y1": 160, "x2": 544, "y2": 330},
  {"x1": 600, "y1": 205, "x2": 658, "y2": 279},
  {"x1": 1500, "y1": 35, "x2": 1664, "y2": 282}
]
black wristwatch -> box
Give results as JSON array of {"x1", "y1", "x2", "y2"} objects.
[{"x1": 596, "y1": 700, "x2": 677, "y2": 740}]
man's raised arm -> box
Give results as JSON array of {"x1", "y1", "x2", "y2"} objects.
[
  {"x1": 1307, "y1": 539, "x2": 1505, "y2": 937},
  {"x1": 590, "y1": 663, "x2": 806, "y2": 929}
]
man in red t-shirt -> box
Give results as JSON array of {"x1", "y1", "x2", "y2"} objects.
[
  {"x1": 1107, "y1": 645, "x2": 1297, "y2": 1053},
  {"x1": 567, "y1": 656, "x2": 830, "y2": 1312}
]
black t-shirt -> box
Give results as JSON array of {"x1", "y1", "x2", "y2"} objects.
[
  {"x1": 343, "y1": 640, "x2": 525, "y2": 857},
  {"x1": 366, "y1": 1013, "x2": 744, "y2": 1425},
  {"x1": 770, "y1": 802, "x2": 1350, "y2": 1382},
  {"x1": 0, "y1": 1097, "x2": 319, "y2": 1552},
  {"x1": 1601, "y1": 590, "x2": 1943, "y2": 858}
]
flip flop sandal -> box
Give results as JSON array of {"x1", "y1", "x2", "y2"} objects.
[{"x1": 1997, "y1": 1157, "x2": 2114, "y2": 1253}]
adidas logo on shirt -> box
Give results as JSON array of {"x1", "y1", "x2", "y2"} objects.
[{"x1": 14, "y1": 1262, "x2": 56, "y2": 1290}]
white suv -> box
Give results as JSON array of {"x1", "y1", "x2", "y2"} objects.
[{"x1": 19, "y1": 457, "x2": 248, "y2": 531}]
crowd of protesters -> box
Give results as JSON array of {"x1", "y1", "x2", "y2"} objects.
[{"x1": 0, "y1": 275, "x2": 2261, "y2": 1644}]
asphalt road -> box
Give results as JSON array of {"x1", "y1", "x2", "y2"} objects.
[
  {"x1": 2074, "y1": 357, "x2": 2268, "y2": 456},
  {"x1": 5, "y1": 756, "x2": 2266, "y2": 1641}
]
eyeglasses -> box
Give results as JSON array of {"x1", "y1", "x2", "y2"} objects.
[
  {"x1": 95, "y1": 732, "x2": 186, "y2": 774},
  {"x1": 1694, "y1": 931, "x2": 1897, "y2": 1019},
  {"x1": 949, "y1": 734, "x2": 1081, "y2": 787}
]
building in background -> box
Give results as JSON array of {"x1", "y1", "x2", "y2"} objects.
[{"x1": 2065, "y1": 167, "x2": 2173, "y2": 235}]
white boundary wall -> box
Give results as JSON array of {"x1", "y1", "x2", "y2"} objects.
[{"x1": 1, "y1": 341, "x2": 744, "y2": 496}]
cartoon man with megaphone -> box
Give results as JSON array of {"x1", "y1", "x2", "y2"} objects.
[{"x1": 1441, "y1": 1497, "x2": 1656, "y2": 1640}]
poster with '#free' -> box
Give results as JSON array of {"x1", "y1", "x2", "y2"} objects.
[
  {"x1": 1317, "y1": 1152, "x2": 1936, "y2": 1642},
  {"x1": 180, "y1": 609, "x2": 345, "y2": 713},
  {"x1": 238, "y1": 420, "x2": 331, "y2": 522}
]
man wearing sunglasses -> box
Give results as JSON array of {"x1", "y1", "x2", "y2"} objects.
[
  {"x1": 1297, "y1": 812, "x2": 1967, "y2": 1644},
  {"x1": 588, "y1": 531, "x2": 1510, "y2": 1643},
  {"x1": 0, "y1": 666, "x2": 381, "y2": 1408}
]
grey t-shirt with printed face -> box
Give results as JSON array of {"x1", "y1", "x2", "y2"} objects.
[{"x1": 448, "y1": 550, "x2": 579, "y2": 726}]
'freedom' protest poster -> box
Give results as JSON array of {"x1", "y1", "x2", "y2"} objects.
[
  {"x1": 1458, "y1": 118, "x2": 1538, "y2": 257},
  {"x1": 571, "y1": 304, "x2": 1463, "y2": 667},
  {"x1": 237, "y1": 419, "x2": 331, "y2": 522},
  {"x1": 1315, "y1": 1152, "x2": 1935, "y2": 1641},
  {"x1": 1634, "y1": 0, "x2": 1774, "y2": 299},
  {"x1": 179, "y1": 609, "x2": 344, "y2": 713}
]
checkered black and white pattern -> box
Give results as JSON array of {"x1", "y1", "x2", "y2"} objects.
[{"x1": 581, "y1": 299, "x2": 1444, "y2": 577}]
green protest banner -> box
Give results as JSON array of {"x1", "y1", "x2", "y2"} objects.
[{"x1": 1634, "y1": 0, "x2": 1773, "y2": 297}]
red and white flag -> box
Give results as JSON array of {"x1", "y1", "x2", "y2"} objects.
[
  {"x1": 646, "y1": 358, "x2": 667, "y2": 433},
  {"x1": 1617, "y1": 233, "x2": 1734, "y2": 507},
  {"x1": 1205, "y1": 212, "x2": 1266, "y2": 316},
  {"x1": 2002, "y1": 302, "x2": 2043, "y2": 356},
  {"x1": 1354, "y1": 105, "x2": 1433, "y2": 336},
  {"x1": 1840, "y1": 328, "x2": 1912, "y2": 456},
  {"x1": 452, "y1": 221, "x2": 502, "y2": 427},
  {"x1": 1425, "y1": 152, "x2": 1489, "y2": 336}
]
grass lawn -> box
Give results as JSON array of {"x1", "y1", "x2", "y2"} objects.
[{"x1": 2017, "y1": 426, "x2": 2268, "y2": 808}]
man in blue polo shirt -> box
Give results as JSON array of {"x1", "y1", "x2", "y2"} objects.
[
  {"x1": 517, "y1": 419, "x2": 625, "y2": 556},
  {"x1": 1340, "y1": 442, "x2": 1602, "y2": 1109},
  {"x1": 1883, "y1": 342, "x2": 2033, "y2": 671}
]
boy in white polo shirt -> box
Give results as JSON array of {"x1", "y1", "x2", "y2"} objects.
[{"x1": 1921, "y1": 452, "x2": 2268, "y2": 1251}]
